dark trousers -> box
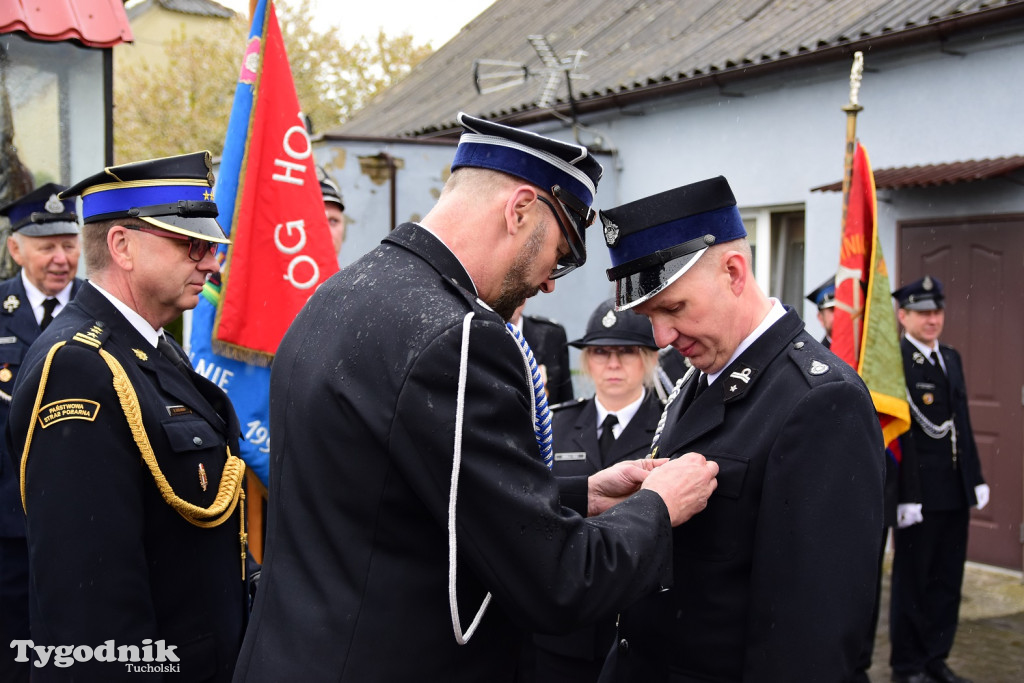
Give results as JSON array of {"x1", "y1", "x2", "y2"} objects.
[
  {"x1": 889, "y1": 508, "x2": 969, "y2": 674},
  {"x1": 0, "y1": 536, "x2": 30, "y2": 682}
]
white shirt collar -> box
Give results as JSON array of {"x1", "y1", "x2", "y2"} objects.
[
  {"x1": 20, "y1": 271, "x2": 74, "y2": 325},
  {"x1": 905, "y1": 333, "x2": 945, "y2": 372},
  {"x1": 707, "y1": 298, "x2": 786, "y2": 385},
  {"x1": 89, "y1": 281, "x2": 163, "y2": 348},
  {"x1": 595, "y1": 388, "x2": 646, "y2": 439}
]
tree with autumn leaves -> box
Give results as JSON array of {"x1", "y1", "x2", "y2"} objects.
[{"x1": 114, "y1": 2, "x2": 432, "y2": 162}]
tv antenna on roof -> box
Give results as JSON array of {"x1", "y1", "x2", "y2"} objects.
[{"x1": 472, "y1": 34, "x2": 589, "y2": 143}]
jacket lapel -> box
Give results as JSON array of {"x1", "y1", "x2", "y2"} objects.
[
  {"x1": 656, "y1": 308, "x2": 803, "y2": 458},
  {"x1": 76, "y1": 285, "x2": 226, "y2": 430},
  {"x1": 570, "y1": 400, "x2": 603, "y2": 469},
  {"x1": 610, "y1": 393, "x2": 661, "y2": 461}
]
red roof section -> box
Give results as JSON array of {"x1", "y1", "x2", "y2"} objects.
[
  {"x1": 812, "y1": 156, "x2": 1024, "y2": 192},
  {"x1": 0, "y1": 0, "x2": 133, "y2": 48}
]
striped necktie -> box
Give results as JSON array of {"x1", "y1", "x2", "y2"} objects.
[{"x1": 506, "y1": 322, "x2": 553, "y2": 469}]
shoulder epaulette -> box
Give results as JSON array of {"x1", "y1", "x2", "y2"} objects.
[
  {"x1": 787, "y1": 335, "x2": 843, "y2": 388},
  {"x1": 550, "y1": 396, "x2": 586, "y2": 412},
  {"x1": 68, "y1": 320, "x2": 109, "y2": 351}
]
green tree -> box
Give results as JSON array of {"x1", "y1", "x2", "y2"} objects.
[{"x1": 115, "y1": 2, "x2": 432, "y2": 161}]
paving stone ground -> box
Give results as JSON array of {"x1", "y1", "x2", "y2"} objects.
[{"x1": 867, "y1": 551, "x2": 1024, "y2": 683}]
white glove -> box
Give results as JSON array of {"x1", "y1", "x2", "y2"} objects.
[
  {"x1": 896, "y1": 503, "x2": 924, "y2": 529},
  {"x1": 974, "y1": 483, "x2": 990, "y2": 511}
]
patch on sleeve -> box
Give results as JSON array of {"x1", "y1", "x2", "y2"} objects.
[{"x1": 37, "y1": 399, "x2": 101, "y2": 428}]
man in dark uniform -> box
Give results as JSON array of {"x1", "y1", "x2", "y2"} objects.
[
  {"x1": 234, "y1": 113, "x2": 720, "y2": 682},
  {"x1": 513, "y1": 301, "x2": 575, "y2": 404},
  {"x1": 533, "y1": 298, "x2": 664, "y2": 682},
  {"x1": 889, "y1": 276, "x2": 987, "y2": 683},
  {"x1": 597, "y1": 176, "x2": 885, "y2": 682},
  {"x1": 6, "y1": 152, "x2": 249, "y2": 682},
  {"x1": 806, "y1": 274, "x2": 836, "y2": 348},
  {"x1": 0, "y1": 184, "x2": 82, "y2": 683}
]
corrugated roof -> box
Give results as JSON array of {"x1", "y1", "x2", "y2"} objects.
[
  {"x1": 337, "y1": 0, "x2": 1024, "y2": 137},
  {"x1": 0, "y1": 0, "x2": 133, "y2": 47},
  {"x1": 811, "y1": 156, "x2": 1024, "y2": 191}
]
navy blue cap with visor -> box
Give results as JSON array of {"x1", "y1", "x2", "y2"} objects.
[
  {"x1": 60, "y1": 151, "x2": 229, "y2": 245},
  {"x1": 601, "y1": 176, "x2": 746, "y2": 310},
  {"x1": 450, "y1": 112, "x2": 602, "y2": 279},
  {"x1": 892, "y1": 275, "x2": 944, "y2": 311},
  {"x1": 806, "y1": 276, "x2": 836, "y2": 310},
  {"x1": 0, "y1": 183, "x2": 79, "y2": 237}
]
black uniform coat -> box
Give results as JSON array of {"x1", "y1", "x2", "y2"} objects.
[
  {"x1": 601, "y1": 309, "x2": 885, "y2": 683},
  {"x1": 535, "y1": 391, "x2": 662, "y2": 661},
  {"x1": 0, "y1": 275, "x2": 82, "y2": 538},
  {"x1": 522, "y1": 314, "x2": 574, "y2": 404},
  {"x1": 234, "y1": 224, "x2": 674, "y2": 682},
  {"x1": 896, "y1": 338, "x2": 983, "y2": 511},
  {"x1": 7, "y1": 282, "x2": 246, "y2": 682}
]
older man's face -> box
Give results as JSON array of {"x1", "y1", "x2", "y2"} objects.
[{"x1": 8, "y1": 233, "x2": 80, "y2": 296}]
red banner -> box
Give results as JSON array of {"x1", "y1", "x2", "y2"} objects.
[
  {"x1": 832, "y1": 142, "x2": 909, "y2": 447},
  {"x1": 214, "y1": 1, "x2": 338, "y2": 360}
]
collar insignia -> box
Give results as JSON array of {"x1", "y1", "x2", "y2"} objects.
[
  {"x1": 3, "y1": 295, "x2": 19, "y2": 313},
  {"x1": 133, "y1": 348, "x2": 149, "y2": 361}
]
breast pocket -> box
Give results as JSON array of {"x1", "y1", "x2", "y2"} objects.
[
  {"x1": 160, "y1": 418, "x2": 227, "y2": 506},
  {"x1": 674, "y1": 451, "x2": 751, "y2": 561}
]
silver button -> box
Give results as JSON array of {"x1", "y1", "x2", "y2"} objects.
[
  {"x1": 794, "y1": 341, "x2": 805, "y2": 349},
  {"x1": 193, "y1": 436, "x2": 203, "y2": 446}
]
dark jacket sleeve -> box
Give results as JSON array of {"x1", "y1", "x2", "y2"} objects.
[{"x1": 391, "y1": 316, "x2": 672, "y2": 633}]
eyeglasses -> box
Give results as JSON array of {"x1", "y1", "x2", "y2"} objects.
[
  {"x1": 536, "y1": 184, "x2": 595, "y2": 279},
  {"x1": 589, "y1": 346, "x2": 641, "y2": 360},
  {"x1": 128, "y1": 225, "x2": 218, "y2": 262}
]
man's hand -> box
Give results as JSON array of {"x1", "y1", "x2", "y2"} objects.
[
  {"x1": 588, "y1": 458, "x2": 670, "y2": 516},
  {"x1": 640, "y1": 453, "x2": 719, "y2": 526}
]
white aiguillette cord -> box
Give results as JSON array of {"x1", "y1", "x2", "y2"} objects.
[{"x1": 448, "y1": 312, "x2": 492, "y2": 644}]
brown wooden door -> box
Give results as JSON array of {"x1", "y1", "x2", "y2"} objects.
[{"x1": 899, "y1": 214, "x2": 1024, "y2": 570}]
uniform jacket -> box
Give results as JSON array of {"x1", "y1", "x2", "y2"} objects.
[
  {"x1": 602, "y1": 310, "x2": 885, "y2": 683},
  {"x1": 234, "y1": 224, "x2": 674, "y2": 682},
  {"x1": 0, "y1": 275, "x2": 82, "y2": 538},
  {"x1": 536, "y1": 391, "x2": 662, "y2": 661},
  {"x1": 7, "y1": 282, "x2": 246, "y2": 682},
  {"x1": 897, "y1": 338, "x2": 983, "y2": 512},
  {"x1": 522, "y1": 313, "x2": 574, "y2": 404}
]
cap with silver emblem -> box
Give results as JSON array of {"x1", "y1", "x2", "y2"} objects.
[
  {"x1": 0, "y1": 183, "x2": 79, "y2": 237},
  {"x1": 600, "y1": 176, "x2": 746, "y2": 311},
  {"x1": 569, "y1": 298, "x2": 658, "y2": 349},
  {"x1": 892, "y1": 275, "x2": 944, "y2": 311}
]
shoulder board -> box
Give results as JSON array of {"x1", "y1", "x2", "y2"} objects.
[
  {"x1": 550, "y1": 396, "x2": 586, "y2": 412},
  {"x1": 787, "y1": 335, "x2": 842, "y2": 387},
  {"x1": 67, "y1": 320, "x2": 109, "y2": 351}
]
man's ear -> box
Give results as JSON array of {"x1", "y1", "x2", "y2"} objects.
[
  {"x1": 724, "y1": 250, "x2": 748, "y2": 295},
  {"x1": 107, "y1": 225, "x2": 135, "y2": 270},
  {"x1": 7, "y1": 236, "x2": 24, "y2": 267},
  {"x1": 505, "y1": 185, "x2": 538, "y2": 236}
]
